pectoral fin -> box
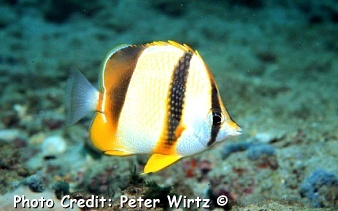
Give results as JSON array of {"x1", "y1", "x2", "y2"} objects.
[{"x1": 142, "y1": 154, "x2": 182, "y2": 174}]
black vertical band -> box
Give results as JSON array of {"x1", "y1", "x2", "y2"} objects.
[
  {"x1": 207, "y1": 83, "x2": 221, "y2": 146},
  {"x1": 165, "y1": 53, "x2": 192, "y2": 146},
  {"x1": 108, "y1": 46, "x2": 144, "y2": 123}
]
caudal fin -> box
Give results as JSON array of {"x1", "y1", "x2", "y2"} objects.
[{"x1": 65, "y1": 69, "x2": 99, "y2": 126}]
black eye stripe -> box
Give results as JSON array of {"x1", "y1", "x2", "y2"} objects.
[
  {"x1": 212, "y1": 112, "x2": 223, "y2": 126},
  {"x1": 207, "y1": 82, "x2": 222, "y2": 147}
]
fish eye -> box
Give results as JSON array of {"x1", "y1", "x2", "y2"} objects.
[{"x1": 207, "y1": 108, "x2": 225, "y2": 127}]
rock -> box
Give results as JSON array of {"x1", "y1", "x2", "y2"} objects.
[
  {"x1": 300, "y1": 169, "x2": 338, "y2": 208},
  {"x1": 253, "y1": 131, "x2": 285, "y2": 143},
  {"x1": 0, "y1": 129, "x2": 24, "y2": 142},
  {"x1": 41, "y1": 135, "x2": 67, "y2": 156},
  {"x1": 23, "y1": 174, "x2": 45, "y2": 193},
  {"x1": 247, "y1": 144, "x2": 276, "y2": 160}
]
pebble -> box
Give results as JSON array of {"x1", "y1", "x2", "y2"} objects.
[
  {"x1": 253, "y1": 131, "x2": 285, "y2": 143},
  {"x1": 24, "y1": 174, "x2": 45, "y2": 193},
  {"x1": 0, "y1": 129, "x2": 25, "y2": 142},
  {"x1": 247, "y1": 144, "x2": 276, "y2": 160},
  {"x1": 41, "y1": 135, "x2": 67, "y2": 156},
  {"x1": 28, "y1": 132, "x2": 46, "y2": 145}
]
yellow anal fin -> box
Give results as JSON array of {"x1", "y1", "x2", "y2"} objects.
[
  {"x1": 142, "y1": 154, "x2": 181, "y2": 174},
  {"x1": 105, "y1": 150, "x2": 133, "y2": 156}
]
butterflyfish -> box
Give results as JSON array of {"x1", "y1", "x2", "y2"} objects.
[{"x1": 65, "y1": 41, "x2": 241, "y2": 174}]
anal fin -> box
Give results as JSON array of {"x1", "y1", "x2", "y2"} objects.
[
  {"x1": 105, "y1": 150, "x2": 133, "y2": 156},
  {"x1": 142, "y1": 154, "x2": 181, "y2": 174}
]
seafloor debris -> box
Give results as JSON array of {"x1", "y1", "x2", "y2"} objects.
[
  {"x1": 23, "y1": 174, "x2": 46, "y2": 193},
  {"x1": 206, "y1": 187, "x2": 234, "y2": 210},
  {"x1": 0, "y1": 140, "x2": 32, "y2": 194},
  {"x1": 52, "y1": 180, "x2": 70, "y2": 200},
  {"x1": 182, "y1": 158, "x2": 213, "y2": 180},
  {"x1": 221, "y1": 141, "x2": 252, "y2": 159},
  {"x1": 246, "y1": 143, "x2": 276, "y2": 160},
  {"x1": 300, "y1": 169, "x2": 338, "y2": 208},
  {"x1": 247, "y1": 144, "x2": 278, "y2": 169},
  {"x1": 222, "y1": 141, "x2": 278, "y2": 169}
]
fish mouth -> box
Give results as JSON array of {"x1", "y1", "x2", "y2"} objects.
[
  {"x1": 227, "y1": 123, "x2": 242, "y2": 137},
  {"x1": 232, "y1": 129, "x2": 242, "y2": 136}
]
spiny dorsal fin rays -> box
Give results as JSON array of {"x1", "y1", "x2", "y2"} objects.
[
  {"x1": 101, "y1": 41, "x2": 198, "y2": 69},
  {"x1": 147, "y1": 40, "x2": 197, "y2": 55}
]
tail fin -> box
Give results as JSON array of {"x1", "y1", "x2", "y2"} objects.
[{"x1": 65, "y1": 69, "x2": 99, "y2": 126}]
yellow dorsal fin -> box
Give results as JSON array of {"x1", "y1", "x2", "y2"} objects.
[
  {"x1": 148, "y1": 40, "x2": 195, "y2": 54},
  {"x1": 142, "y1": 154, "x2": 181, "y2": 174}
]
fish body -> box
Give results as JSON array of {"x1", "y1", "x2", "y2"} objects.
[{"x1": 66, "y1": 41, "x2": 241, "y2": 174}]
